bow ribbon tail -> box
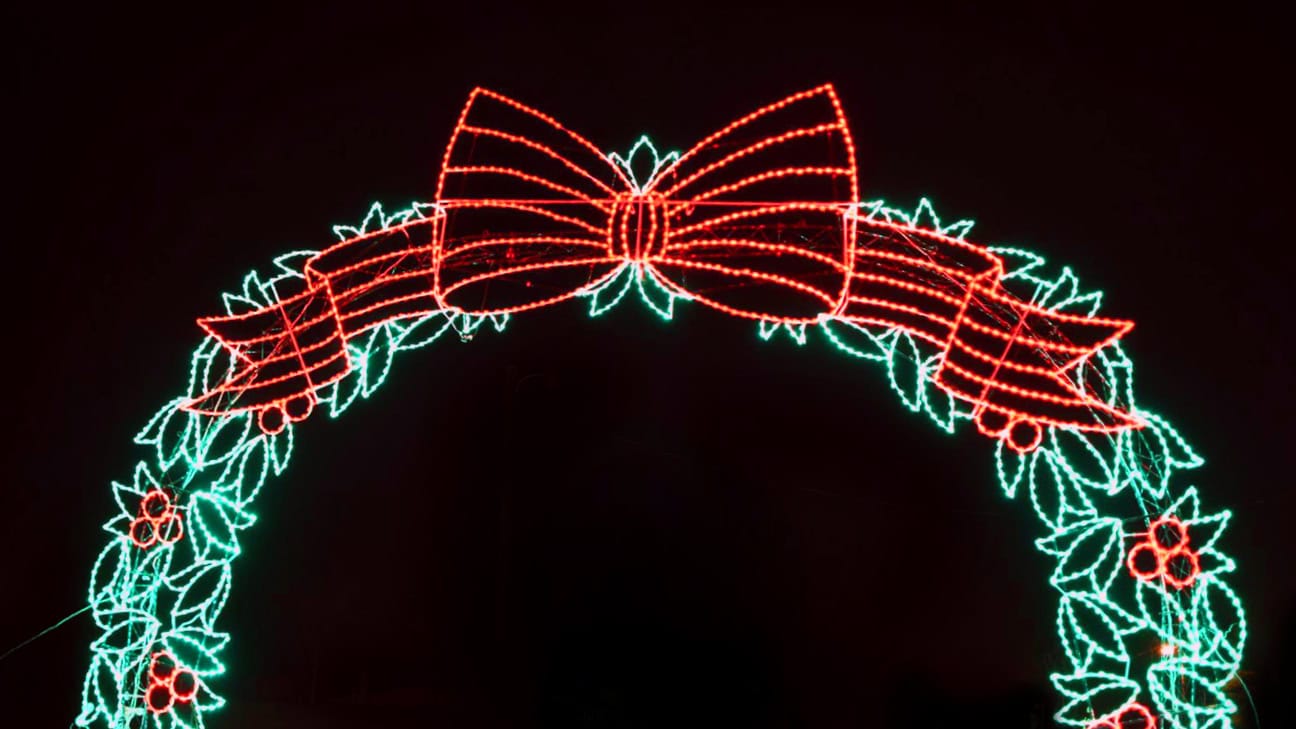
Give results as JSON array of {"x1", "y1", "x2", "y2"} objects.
[
  {"x1": 183, "y1": 282, "x2": 351, "y2": 416},
  {"x1": 840, "y1": 216, "x2": 1009, "y2": 353},
  {"x1": 184, "y1": 212, "x2": 446, "y2": 416},
  {"x1": 933, "y1": 279, "x2": 1142, "y2": 432},
  {"x1": 305, "y1": 211, "x2": 446, "y2": 337},
  {"x1": 842, "y1": 215, "x2": 1141, "y2": 433}
]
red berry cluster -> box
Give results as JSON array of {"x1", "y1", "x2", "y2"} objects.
[
  {"x1": 129, "y1": 489, "x2": 183, "y2": 549},
  {"x1": 1087, "y1": 702, "x2": 1157, "y2": 729},
  {"x1": 256, "y1": 393, "x2": 315, "y2": 435},
  {"x1": 145, "y1": 651, "x2": 198, "y2": 714},
  {"x1": 1126, "y1": 515, "x2": 1200, "y2": 590},
  {"x1": 975, "y1": 408, "x2": 1044, "y2": 454}
]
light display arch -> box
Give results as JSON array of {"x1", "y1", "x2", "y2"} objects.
[{"x1": 76, "y1": 85, "x2": 1245, "y2": 729}]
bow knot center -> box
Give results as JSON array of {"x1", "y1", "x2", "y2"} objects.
[{"x1": 610, "y1": 192, "x2": 667, "y2": 263}]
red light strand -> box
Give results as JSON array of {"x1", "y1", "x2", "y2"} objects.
[{"x1": 183, "y1": 85, "x2": 1141, "y2": 442}]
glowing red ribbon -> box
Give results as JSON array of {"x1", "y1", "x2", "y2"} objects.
[{"x1": 185, "y1": 84, "x2": 1141, "y2": 442}]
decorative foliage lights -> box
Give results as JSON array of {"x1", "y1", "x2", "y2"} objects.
[{"x1": 74, "y1": 86, "x2": 1246, "y2": 729}]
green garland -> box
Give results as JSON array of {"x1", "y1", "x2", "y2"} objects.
[{"x1": 75, "y1": 200, "x2": 1246, "y2": 728}]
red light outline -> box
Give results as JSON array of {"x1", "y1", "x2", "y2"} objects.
[
  {"x1": 130, "y1": 489, "x2": 185, "y2": 550},
  {"x1": 1126, "y1": 515, "x2": 1201, "y2": 590},
  {"x1": 1086, "y1": 702, "x2": 1158, "y2": 729},
  {"x1": 146, "y1": 651, "x2": 198, "y2": 715},
  {"x1": 182, "y1": 85, "x2": 1142, "y2": 442},
  {"x1": 171, "y1": 669, "x2": 198, "y2": 703}
]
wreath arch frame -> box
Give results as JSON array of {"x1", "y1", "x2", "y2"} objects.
[{"x1": 75, "y1": 86, "x2": 1246, "y2": 729}]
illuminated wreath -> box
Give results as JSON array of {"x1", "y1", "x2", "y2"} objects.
[{"x1": 76, "y1": 86, "x2": 1246, "y2": 729}]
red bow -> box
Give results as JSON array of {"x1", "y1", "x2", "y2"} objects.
[{"x1": 186, "y1": 84, "x2": 1141, "y2": 441}]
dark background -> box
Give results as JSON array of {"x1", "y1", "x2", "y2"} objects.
[{"x1": 4, "y1": 3, "x2": 1291, "y2": 727}]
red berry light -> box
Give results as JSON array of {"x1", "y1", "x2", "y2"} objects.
[
  {"x1": 1126, "y1": 515, "x2": 1200, "y2": 590},
  {"x1": 1087, "y1": 702, "x2": 1157, "y2": 729},
  {"x1": 146, "y1": 683, "x2": 174, "y2": 713},
  {"x1": 146, "y1": 651, "x2": 198, "y2": 714},
  {"x1": 130, "y1": 489, "x2": 183, "y2": 550},
  {"x1": 128, "y1": 517, "x2": 157, "y2": 549},
  {"x1": 171, "y1": 669, "x2": 198, "y2": 702}
]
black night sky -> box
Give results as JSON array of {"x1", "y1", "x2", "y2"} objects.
[{"x1": 4, "y1": 4, "x2": 1291, "y2": 727}]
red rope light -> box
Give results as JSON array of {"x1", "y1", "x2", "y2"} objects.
[
  {"x1": 1087, "y1": 702, "x2": 1158, "y2": 729},
  {"x1": 128, "y1": 489, "x2": 182, "y2": 550},
  {"x1": 182, "y1": 85, "x2": 1142, "y2": 448},
  {"x1": 145, "y1": 651, "x2": 198, "y2": 715},
  {"x1": 1125, "y1": 515, "x2": 1201, "y2": 590}
]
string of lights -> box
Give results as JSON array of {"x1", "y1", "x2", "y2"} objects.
[{"x1": 73, "y1": 86, "x2": 1245, "y2": 729}]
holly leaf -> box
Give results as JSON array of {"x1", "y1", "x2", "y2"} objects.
[
  {"x1": 1195, "y1": 548, "x2": 1237, "y2": 581},
  {"x1": 1148, "y1": 659, "x2": 1236, "y2": 722},
  {"x1": 325, "y1": 356, "x2": 365, "y2": 418},
  {"x1": 1074, "y1": 349, "x2": 1129, "y2": 415},
  {"x1": 393, "y1": 311, "x2": 455, "y2": 351},
  {"x1": 191, "y1": 675, "x2": 226, "y2": 711},
  {"x1": 331, "y1": 201, "x2": 385, "y2": 241},
  {"x1": 193, "y1": 412, "x2": 253, "y2": 469},
  {"x1": 1164, "y1": 486, "x2": 1202, "y2": 522},
  {"x1": 1036, "y1": 517, "x2": 1123, "y2": 595},
  {"x1": 78, "y1": 653, "x2": 120, "y2": 726},
  {"x1": 1049, "y1": 428, "x2": 1119, "y2": 493},
  {"x1": 268, "y1": 425, "x2": 294, "y2": 475},
  {"x1": 995, "y1": 439, "x2": 1027, "y2": 498},
  {"x1": 583, "y1": 265, "x2": 635, "y2": 317},
  {"x1": 360, "y1": 323, "x2": 395, "y2": 397},
  {"x1": 908, "y1": 197, "x2": 943, "y2": 232},
  {"x1": 170, "y1": 562, "x2": 233, "y2": 631},
  {"x1": 189, "y1": 493, "x2": 253, "y2": 557},
  {"x1": 817, "y1": 319, "x2": 893, "y2": 362},
  {"x1": 242, "y1": 270, "x2": 275, "y2": 306},
  {"x1": 163, "y1": 627, "x2": 229, "y2": 676},
  {"x1": 1125, "y1": 409, "x2": 1204, "y2": 498},
  {"x1": 271, "y1": 250, "x2": 316, "y2": 278},
  {"x1": 1136, "y1": 579, "x2": 1189, "y2": 645},
  {"x1": 120, "y1": 543, "x2": 174, "y2": 607},
  {"x1": 186, "y1": 336, "x2": 226, "y2": 400},
  {"x1": 212, "y1": 438, "x2": 270, "y2": 507},
  {"x1": 458, "y1": 312, "x2": 487, "y2": 337},
  {"x1": 1035, "y1": 267, "x2": 1082, "y2": 311},
  {"x1": 637, "y1": 265, "x2": 686, "y2": 320},
  {"x1": 89, "y1": 538, "x2": 132, "y2": 617},
  {"x1": 919, "y1": 356, "x2": 959, "y2": 433},
  {"x1": 609, "y1": 136, "x2": 680, "y2": 191},
  {"x1": 1057, "y1": 593, "x2": 1137, "y2": 670},
  {"x1": 111, "y1": 463, "x2": 152, "y2": 519},
  {"x1": 219, "y1": 287, "x2": 264, "y2": 318},
  {"x1": 757, "y1": 320, "x2": 808, "y2": 345},
  {"x1": 1050, "y1": 671, "x2": 1139, "y2": 727},
  {"x1": 1029, "y1": 450, "x2": 1096, "y2": 531},
  {"x1": 886, "y1": 331, "x2": 924, "y2": 413},
  {"x1": 1191, "y1": 576, "x2": 1247, "y2": 671},
  {"x1": 90, "y1": 609, "x2": 159, "y2": 660},
  {"x1": 942, "y1": 217, "x2": 975, "y2": 240},
  {"x1": 135, "y1": 399, "x2": 195, "y2": 469},
  {"x1": 165, "y1": 702, "x2": 205, "y2": 729},
  {"x1": 989, "y1": 246, "x2": 1049, "y2": 288},
  {"x1": 1184, "y1": 507, "x2": 1230, "y2": 554},
  {"x1": 102, "y1": 513, "x2": 131, "y2": 542}
]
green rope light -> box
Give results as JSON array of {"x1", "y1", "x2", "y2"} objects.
[{"x1": 73, "y1": 111, "x2": 1247, "y2": 728}]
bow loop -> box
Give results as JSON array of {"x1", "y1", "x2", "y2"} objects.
[
  {"x1": 434, "y1": 88, "x2": 629, "y2": 314},
  {"x1": 648, "y1": 84, "x2": 860, "y2": 322}
]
